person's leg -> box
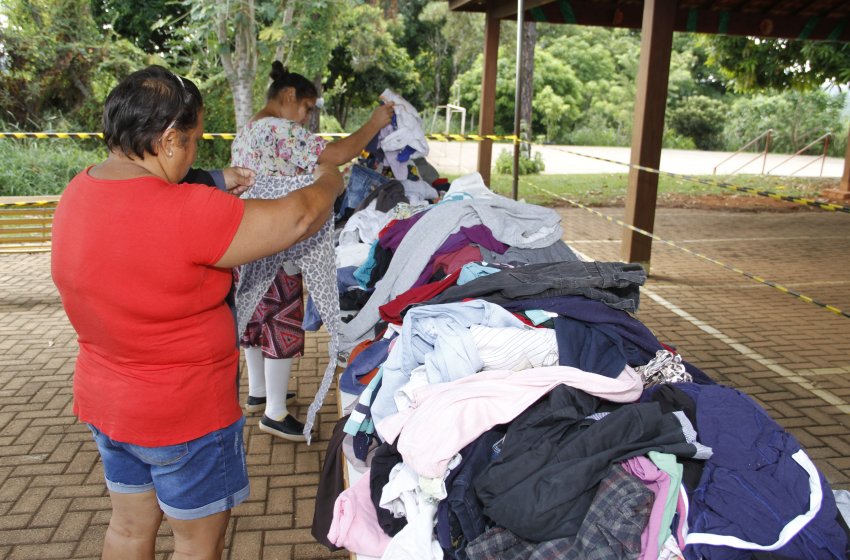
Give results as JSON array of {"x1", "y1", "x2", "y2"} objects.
[
  {"x1": 102, "y1": 490, "x2": 163, "y2": 560},
  {"x1": 257, "y1": 270, "x2": 308, "y2": 441},
  {"x1": 244, "y1": 345, "x2": 267, "y2": 413},
  {"x1": 168, "y1": 510, "x2": 231, "y2": 560},
  {"x1": 263, "y1": 357, "x2": 293, "y2": 421},
  {"x1": 151, "y1": 418, "x2": 249, "y2": 558}
]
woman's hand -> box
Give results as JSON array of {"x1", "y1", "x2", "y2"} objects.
[
  {"x1": 369, "y1": 102, "x2": 396, "y2": 129},
  {"x1": 222, "y1": 167, "x2": 256, "y2": 196}
]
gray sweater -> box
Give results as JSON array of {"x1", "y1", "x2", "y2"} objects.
[{"x1": 339, "y1": 195, "x2": 563, "y2": 349}]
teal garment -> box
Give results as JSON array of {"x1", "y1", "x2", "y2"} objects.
[
  {"x1": 524, "y1": 309, "x2": 555, "y2": 326},
  {"x1": 649, "y1": 450, "x2": 684, "y2": 552},
  {"x1": 353, "y1": 240, "x2": 380, "y2": 290},
  {"x1": 343, "y1": 366, "x2": 383, "y2": 437},
  {"x1": 457, "y1": 262, "x2": 500, "y2": 286}
]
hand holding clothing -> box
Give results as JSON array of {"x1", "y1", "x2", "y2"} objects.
[
  {"x1": 222, "y1": 166, "x2": 256, "y2": 195},
  {"x1": 369, "y1": 102, "x2": 396, "y2": 130}
]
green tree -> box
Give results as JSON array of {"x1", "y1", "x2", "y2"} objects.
[
  {"x1": 535, "y1": 85, "x2": 569, "y2": 142},
  {"x1": 323, "y1": 2, "x2": 417, "y2": 129},
  {"x1": 91, "y1": 0, "x2": 185, "y2": 53},
  {"x1": 259, "y1": 0, "x2": 343, "y2": 131},
  {"x1": 724, "y1": 90, "x2": 845, "y2": 155},
  {"x1": 668, "y1": 95, "x2": 727, "y2": 150},
  {"x1": 0, "y1": 0, "x2": 145, "y2": 130}
]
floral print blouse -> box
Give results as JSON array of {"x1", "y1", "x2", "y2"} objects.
[{"x1": 231, "y1": 117, "x2": 327, "y2": 176}]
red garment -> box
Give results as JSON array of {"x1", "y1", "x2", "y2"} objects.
[
  {"x1": 51, "y1": 169, "x2": 245, "y2": 446},
  {"x1": 431, "y1": 245, "x2": 482, "y2": 278},
  {"x1": 379, "y1": 269, "x2": 462, "y2": 324}
]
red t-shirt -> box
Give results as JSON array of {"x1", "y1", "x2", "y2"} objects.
[{"x1": 51, "y1": 168, "x2": 245, "y2": 446}]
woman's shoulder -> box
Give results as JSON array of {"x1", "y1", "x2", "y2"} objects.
[{"x1": 249, "y1": 116, "x2": 313, "y2": 138}]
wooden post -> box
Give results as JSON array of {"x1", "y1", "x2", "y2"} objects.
[
  {"x1": 622, "y1": 0, "x2": 675, "y2": 273},
  {"x1": 512, "y1": 0, "x2": 525, "y2": 201},
  {"x1": 477, "y1": 10, "x2": 500, "y2": 186},
  {"x1": 823, "y1": 127, "x2": 850, "y2": 201}
]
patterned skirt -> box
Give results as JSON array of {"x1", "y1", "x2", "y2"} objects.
[{"x1": 237, "y1": 268, "x2": 305, "y2": 359}]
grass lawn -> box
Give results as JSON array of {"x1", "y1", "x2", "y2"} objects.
[{"x1": 478, "y1": 173, "x2": 840, "y2": 207}]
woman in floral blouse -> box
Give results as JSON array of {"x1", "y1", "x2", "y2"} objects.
[{"x1": 231, "y1": 60, "x2": 394, "y2": 441}]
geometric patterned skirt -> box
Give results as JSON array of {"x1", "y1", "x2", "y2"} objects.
[{"x1": 237, "y1": 268, "x2": 305, "y2": 359}]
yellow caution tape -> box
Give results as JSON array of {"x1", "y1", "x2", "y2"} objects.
[
  {"x1": 551, "y1": 146, "x2": 850, "y2": 214},
  {"x1": 0, "y1": 132, "x2": 103, "y2": 139},
  {"x1": 2, "y1": 131, "x2": 521, "y2": 142}
]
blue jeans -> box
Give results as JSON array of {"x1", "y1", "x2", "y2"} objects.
[
  {"x1": 337, "y1": 164, "x2": 389, "y2": 219},
  {"x1": 87, "y1": 417, "x2": 249, "y2": 520}
]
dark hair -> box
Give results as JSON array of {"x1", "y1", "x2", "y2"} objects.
[
  {"x1": 267, "y1": 61, "x2": 317, "y2": 101},
  {"x1": 102, "y1": 65, "x2": 203, "y2": 159}
]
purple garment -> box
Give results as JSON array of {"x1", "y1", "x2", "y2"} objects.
[
  {"x1": 621, "y1": 455, "x2": 671, "y2": 560},
  {"x1": 378, "y1": 211, "x2": 427, "y2": 251},
  {"x1": 501, "y1": 296, "x2": 714, "y2": 385},
  {"x1": 413, "y1": 225, "x2": 509, "y2": 287}
]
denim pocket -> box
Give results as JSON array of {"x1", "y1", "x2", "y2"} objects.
[{"x1": 127, "y1": 442, "x2": 189, "y2": 467}]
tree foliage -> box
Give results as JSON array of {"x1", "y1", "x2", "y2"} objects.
[
  {"x1": 701, "y1": 35, "x2": 850, "y2": 92},
  {"x1": 91, "y1": 0, "x2": 185, "y2": 53},
  {"x1": 724, "y1": 90, "x2": 845, "y2": 154},
  {"x1": 323, "y1": 2, "x2": 416, "y2": 129},
  {"x1": 1, "y1": 0, "x2": 848, "y2": 161},
  {"x1": 0, "y1": 0, "x2": 146, "y2": 130}
]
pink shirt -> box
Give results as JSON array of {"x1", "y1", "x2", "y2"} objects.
[{"x1": 377, "y1": 365, "x2": 643, "y2": 479}]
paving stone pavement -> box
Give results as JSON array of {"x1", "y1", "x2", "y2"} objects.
[{"x1": 1, "y1": 206, "x2": 849, "y2": 559}]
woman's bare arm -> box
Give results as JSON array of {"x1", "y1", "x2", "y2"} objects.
[{"x1": 317, "y1": 103, "x2": 395, "y2": 166}]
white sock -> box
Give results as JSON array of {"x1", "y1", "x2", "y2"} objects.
[
  {"x1": 264, "y1": 358, "x2": 293, "y2": 421},
  {"x1": 245, "y1": 346, "x2": 266, "y2": 398}
]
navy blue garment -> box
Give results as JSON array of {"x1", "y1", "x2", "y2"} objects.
[
  {"x1": 554, "y1": 316, "x2": 627, "y2": 378},
  {"x1": 437, "y1": 429, "x2": 505, "y2": 559},
  {"x1": 676, "y1": 383, "x2": 847, "y2": 560},
  {"x1": 424, "y1": 261, "x2": 646, "y2": 312},
  {"x1": 475, "y1": 385, "x2": 700, "y2": 541},
  {"x1": 500, "y1": 295, "x2": 714, "y2": 385},
  {"x1": 369, "y1": 442, "x2": 407, "y2": 537},
  {"x1": 338, "y1": 336, "x2": 394, "y2": 395}
]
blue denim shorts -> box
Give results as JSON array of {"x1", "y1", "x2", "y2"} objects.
[{"x1": 87, "y1": 417, "x2": 250, "y2": 520}]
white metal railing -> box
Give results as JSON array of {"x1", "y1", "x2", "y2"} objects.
[{"x1": 713, "y1": 129, "x2": 772, "y2": 176}]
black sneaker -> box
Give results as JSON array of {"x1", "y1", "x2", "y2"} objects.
[
  {"x1": 244, "y1": 393, "x2": 296, "y2": 414},
  {"x1": 259, "y1": 414, "x2": 309, "y2": 442}
]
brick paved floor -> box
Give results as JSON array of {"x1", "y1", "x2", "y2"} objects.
[{"x1": 1, "y1": 206, "x2": 849, "y2": 559}]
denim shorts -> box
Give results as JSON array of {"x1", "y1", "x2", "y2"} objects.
[{"x1": 87, "y1": 417, "x2": 250, "y2": 520}]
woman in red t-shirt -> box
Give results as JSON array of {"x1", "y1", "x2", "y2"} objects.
[{"x1": 51, "y1": 65, "x2": 344, "y2": 560}]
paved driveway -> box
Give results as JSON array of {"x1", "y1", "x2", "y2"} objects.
[{"x1": 426, "y1": 141, "x2": 847, "y2": 177}]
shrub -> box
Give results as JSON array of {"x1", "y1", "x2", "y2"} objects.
[
  {"x1": 0, "y1": 138, "x2": 104, "y2": 196},
  {"x1": 495, "y1": 149, "x2": 546, "y2": 175},
  {"x1": 668, "y1": 95, "x2": 726, "y2": 151}
]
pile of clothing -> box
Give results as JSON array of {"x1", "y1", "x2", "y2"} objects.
[
  {"x1": 307, "y1": 170, "x2": 850, "y2": 559},
  {"x1": 310, "y1": 173, "x2": 849, "y2": 560}
]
